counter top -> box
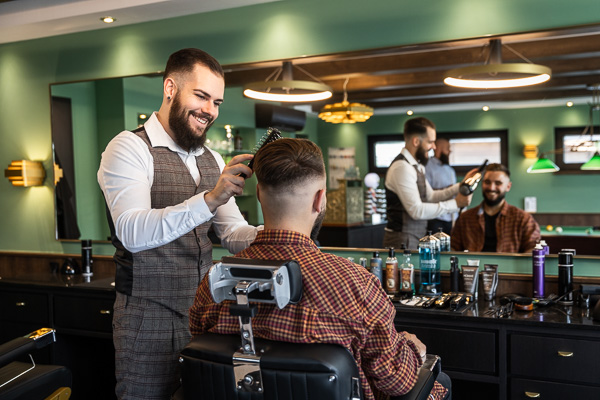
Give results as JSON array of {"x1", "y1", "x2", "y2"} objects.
[
  {"x1": 394, "y1": 297, "x2": 600, "y2": 331},
  {"x1": 0, "y1": 272, "x2": 115, "y2": 292}
]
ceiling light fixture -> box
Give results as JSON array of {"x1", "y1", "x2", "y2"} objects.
[
  {"x1": 243, "y1": 61, "x2": 332, "y2": 103},
  {"x1": 444, "y1": 39, "x2": 551, "y2": 89},
  {"x1": 318, "y1": 77, "x2": 374, "y2": 124},
  {"x1": 570, "y1": 84, "x2": 600, "y2": 170},
  {"x1": 101, "y1": 16, "x2": 116, "y2": 24}
]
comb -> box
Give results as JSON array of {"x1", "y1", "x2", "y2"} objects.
[{"x1": 240, "y1": 127, "x2": 283, "y2": 178}]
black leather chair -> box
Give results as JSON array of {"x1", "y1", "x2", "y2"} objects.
[
  {"x1": 177, "y1": 257, "x2": 440, "y2": 400},
  {"x1": 0, "y1": 328, "x2": 72, "y2": 400}
]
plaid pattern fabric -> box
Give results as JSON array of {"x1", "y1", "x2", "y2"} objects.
[
  {"x1": 451, "y1": 202, "x2": 541, "y2": 253},
  {"x1": 189, "y1": 230, "x2": 447, "y2": 400}
]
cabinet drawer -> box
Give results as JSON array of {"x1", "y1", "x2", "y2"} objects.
[
  {"x1": 54, "y1": 296, "x2": 114, "y2": 333},
  {"x1": 511, "y1": 377, "x2": 600, "y2": 399},
  {"x1": 0, "y1": 292, "x2": 49, "y2": 324},
  {"x1": 395, "y1": 324, "x2": 497, "y2": 374},
  {"x1": 510, "y1": 334, "x2": 600, "y2": 385}
]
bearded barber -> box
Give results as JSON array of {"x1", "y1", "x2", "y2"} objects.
[
  {"x1": 384, "y1": 117, "x2": 475, "y2": 250},
  {"x1": 98, "y1": 48, "x2": 261, "y2": 400},
  {"x1": 451, "y1": 163, "x2": 540, "y2": 253}
]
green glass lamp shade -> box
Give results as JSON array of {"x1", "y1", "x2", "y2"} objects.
[
  {"x1": 527, "y1": 157, "x2": 560, "y2": 173},
  {"x1": 580, "y1": 151, "x2": 600, "y2": 170}
]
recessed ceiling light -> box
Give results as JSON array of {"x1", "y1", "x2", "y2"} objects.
[
  {"x1": 101, "y1": 16, "x2": 116, "y2": 24},
  {"x1": 566, "y1": 101, "x2": 574, "y2": 107},
  {"x1": 482, "y1": 105, "x2": 490, "y2": 111},
  {"x1": 406, "y1": 110, "x2": 414, "y2": 116}
]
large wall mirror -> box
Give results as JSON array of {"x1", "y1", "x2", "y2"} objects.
[{"x1": 50, "y1": 24, "x2": 600, "y2": 254}]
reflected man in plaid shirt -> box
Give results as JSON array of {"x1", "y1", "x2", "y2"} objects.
[{"x1": 451, "y1": 163, "x2": 540, "y2": 252}]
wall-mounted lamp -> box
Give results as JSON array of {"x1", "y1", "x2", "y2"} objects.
[
  {"x1": 523, "y1": 145, "x2": 539, "y2": 159},
  {"x1": 4, "y1": 160, "x2": 46, "y2": 187}
]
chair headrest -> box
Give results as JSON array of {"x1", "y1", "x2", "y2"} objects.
[{"x1": 208, "y1": 257, "x2": 302, "y2": 309}]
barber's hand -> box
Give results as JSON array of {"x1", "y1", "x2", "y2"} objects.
[
  {"x1": 405, "y1": 332, "x2": 427, "y2": 364},
  {"x1": 461, "y1": 167, "x2": 479, "y2": 182},
  {"x1": 455, "y1": 192, "x2": 473, "y2": 208},
  {"x1": 204, "y1": 154, "x2": 254, "y2": 212}
]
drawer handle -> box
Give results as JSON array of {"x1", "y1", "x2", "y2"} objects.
[
  {"x1": 525, "y1": 392, "x2": 540, "y2": 398},
  {"x1": 100, "y1": 310, "x2": 112, "y2": 315},
  {"x1": 558, "y1": 351, "x2": 573, "y2": 357},
  {"x1": 15, "y1": 302, "x2": 26, "y2": 307}
]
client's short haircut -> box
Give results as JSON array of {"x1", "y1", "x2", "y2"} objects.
[
  {"x1": 485, "y1": 163, "x2": 510, "y2": 178},
  {"x1": 253, "y1": 138, "x2": 325, "y2": 190},
  {"x1": 404, "y1": 117, "x2": 436, "y2": 139}
]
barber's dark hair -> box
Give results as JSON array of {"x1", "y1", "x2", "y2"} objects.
[
  {"x1": 404, "y1": 117, "x2": 436, "y2": 139},
  {"x1": 163, "y1": 48, "x2": 224, "y2": 81},
  {"x1": 254, "y1": 138, "x2": 325, "y2": 189},
  {"x1": 485, "y1": 163, "x2": 510, "y2": 178}
]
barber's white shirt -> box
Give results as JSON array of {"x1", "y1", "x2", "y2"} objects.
[
  {"x1": 385, "y1": 148, "x2": 460, "y2": 221},
  {"x1": 98, "y1": 112, "x2": 260, "y2": 254}
]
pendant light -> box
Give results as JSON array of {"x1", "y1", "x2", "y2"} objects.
[
  {"x1": 527, "y1": 153, "x2": 561, "y2": 173},
  {"x1": 576, "y1": 85, "x2": 600, "y2": 170},
  {"x1": 243, "y1": 61, "x2": 332, "y2": 102},
  {"x1": 318, "y1": 77, "x2": 374, "y2": 124},
  {"x1": 444, "y1": 39, "x2": 551, "y2": 89}
]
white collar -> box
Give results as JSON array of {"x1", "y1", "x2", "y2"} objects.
[{"x1": 401, "y1": 147, "x2": 418, "y2": 166}]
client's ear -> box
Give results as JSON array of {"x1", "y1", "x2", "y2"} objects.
[{"x1": 313, "y1": 188, "x2": 326, "y2": 213}]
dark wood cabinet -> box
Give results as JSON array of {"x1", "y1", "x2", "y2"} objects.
[
  {"x1": 394, "y1": 303, "x2": 600, "y2": 400},
  {"x1": 317, "y1": 222, "x2": 386, "y2": 248},
  {"x1": 0, "y1": 278, "x2": 116, "y2": 400}
]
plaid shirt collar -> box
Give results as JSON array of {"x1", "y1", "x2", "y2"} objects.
[{"x1": 250, "y1": 229, "x2": 319, "y2": 250}]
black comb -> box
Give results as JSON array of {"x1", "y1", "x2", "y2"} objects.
[{"x1": 240, "y1": 127, "x2": 283, "y2": 178}]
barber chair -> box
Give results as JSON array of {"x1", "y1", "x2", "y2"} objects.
[
  {"x1": 0, "y1": 328, "x2": 72, "y2": 400},
  {"x1": 177, "y1": 257, "x2": 440, "y2": 400}
]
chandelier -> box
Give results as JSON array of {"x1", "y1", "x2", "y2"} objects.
[{"x1": 318, "y1": 78, "x2": 374, "y2": 124}]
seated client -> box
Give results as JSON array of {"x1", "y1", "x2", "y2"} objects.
[
  {"x1": 451, "y1": 163, "x2": 540, "y2": 253},
  {"x1": 189, "y1": 138, "x2": 449, "y2": 400}
]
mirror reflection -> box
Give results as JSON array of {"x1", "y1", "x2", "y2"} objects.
[{"x1": 49, "y1": 25, "x2": 600, "y2": 255}]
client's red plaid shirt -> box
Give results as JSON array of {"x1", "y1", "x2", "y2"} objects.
[{"x1": 189, "y1": 230, "x2": 447, "y2": 400}]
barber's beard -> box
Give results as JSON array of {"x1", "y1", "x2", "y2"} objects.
[
  {"x1": 310, "y1": 208, "x2": 326, "y2": 242},
  {"x1": 483, "y1": 191, "x2": 506, "y2": 207},
  {"x1": 416, "y1": 145, "x2": 429, "y2": 166},
  {"x1": 168, "y1": 94, "x2": 213, "y2": 152},
  {"x1": 439, "y1": 152, "x2": 450, "y2": 165}
]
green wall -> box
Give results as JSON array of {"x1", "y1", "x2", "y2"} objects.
[{"x1": 1, "y1": 0, "x2": 600, "y2": 257}]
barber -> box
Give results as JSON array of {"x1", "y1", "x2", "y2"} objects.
[{"x1": 384, "y1": 117, "x2": 475, "y2": 250}]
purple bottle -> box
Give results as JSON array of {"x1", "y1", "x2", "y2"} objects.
[{"x1": 532, "y1": 243, "x2": 545, "y2": 299}]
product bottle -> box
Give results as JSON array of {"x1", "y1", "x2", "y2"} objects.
[
  {"x1": 557, "y1": 250, "x2": 574, "y2": 305},
  {"x1": 532, "y1": 243, "x2": 545, "y2": 299},
  {"x1": 418, "y1": 232, "x2": 441, "y2": 295},
  {"x1": 369, "y1": 251, "x2": 383, "y2": 283},
  {"x1": 234, "y1": 131, "x2": 243, "y2": 151},
  {"x1": 450, "y1": 256, "x2": 460, "y2": 292},
  {"x1": 433, "y1": 227, "x2": 451, "y2": 252},
  {"x1": 359, "y1": 257, "x2": 368, "y2": 271},
  {"x1": 384, "y1": 247, "x2": 399, "y2": 295},
  {"x1": 399, "y1": 249, "x2": 415, "y2": 296},
  {"x1": 539, "y1": 239, "x2": 550, "y2": 255},
  {"x1": 459, "y1": 159, "x2": 488, "y2": 195},
  {"x1": 81, "y1": 239, "x2": 93, "y2": 277}
]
